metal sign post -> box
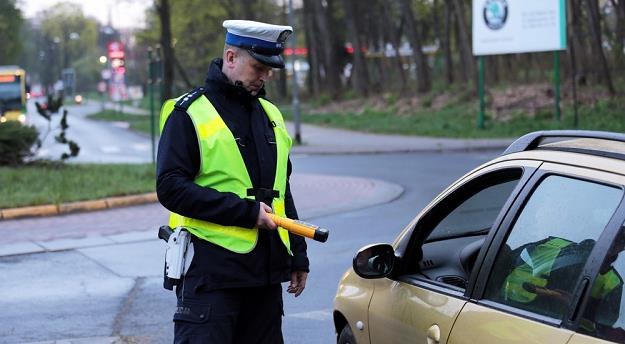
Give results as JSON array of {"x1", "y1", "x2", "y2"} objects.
[{"x1": 472, "y1": 0, "x2": 567, "y2": 128}]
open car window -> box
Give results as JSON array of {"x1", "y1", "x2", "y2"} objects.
[
  {"x1": 427, "y1": 179, "x2": 520, "y2": 242},
  {"x1": 399, "y1": 168, "x2": 524, "y2": 290}
]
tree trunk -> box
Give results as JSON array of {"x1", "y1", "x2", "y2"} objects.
[
  {"x1": 489, "y1": 56, "x2": 499, "y2": 84},
  {"x1": 238, "y1": 0, "x2": 256, "y2": 20},
  {"x1": 452, "y1": 3, "x2": 467, "y2": 83},
  {"x1": 609, "y1": 0, "x2": 625, "y2": 70},
  {"x1": 569, "y1": 0, "x2": 590, "y2": 84},
  {"x1": 451, "y1": 0, "x2": 475, "y2": 86},
  {"x1": 584, "y1": 0, "x2": 615, "y2": 94},
  {"x1": 443, "y1": 1, "x2": 454, "y2": 85},
  {"x1": 311, "y1": 0, "x2": 341, "y2": 96},
  {"x1": 277, "y1": 1, "x2": 288, "y2": 99},
  {"x1": 380, "y1": 1, "x2": 407, "y2": 92},
  {"x1": 157, "y1": 0, "x2": 174, "y2": 103},
  {"x1": 303, "y1": 0, "x2": 321, "y2": 96},
  {"x1": 342, "y1": 0, "x2": 370, "y2": 96},
  {"x1": 399, "y1": 0, "x2": 431, "y2": 93}
]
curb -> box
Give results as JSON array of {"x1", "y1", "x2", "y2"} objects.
[{"x1": 0, "y1": 193, "x2": 158, "y2": 220}]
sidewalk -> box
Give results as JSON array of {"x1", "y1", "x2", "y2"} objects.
[
  {"x1": 287, "y1": 122, "x2": 513, "y2": 155},
  {"x1": 99, "y1": 100, "x2": 514, "y2": 154},
  {"x1": 0, "y1": 174, "x2": 403, "y2": 257}
]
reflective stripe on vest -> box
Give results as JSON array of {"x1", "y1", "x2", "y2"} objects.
[
  {"x1": 159, "y1": 94, "x2": 293, "y2": 254},
  {"x1": 502, "y1": 237, "x2": 572, "y2": 303}
]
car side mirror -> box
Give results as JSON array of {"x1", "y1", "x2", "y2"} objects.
[{"x1": 353, "y1": 243, "x2": 396, "y2": 279}]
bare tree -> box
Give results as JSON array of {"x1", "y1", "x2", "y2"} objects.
[
  {"x1": 584, "y1": 0, "x2": 615, "y2": 94},
  {"x1": 342, "y1": 0, "x2": 370, "y2": 96},
  {"x1": 399, "y1": 0, "x2": 430, "y2": 93},
  {"x1": 442, "y1": 0, "x2": 454, "y2": 85},
  {"x1": 451, "y1": 0, "x2": 475, "y2": 85},
  {"x1": 609, "y1": 0, "x2": 625, "y2": 69},
  {"x1": 303, "y1": 0, "x2": 321, "y2": 96},
  {"x1": 380, "y1": 1, "x2": 408, "y2": 92},
  {"x1": 156, "y1": 0, "x2": 174, "y2": 103},
  {"x1": 311, "y1": 0, "x2": 341, "y2": 96}
]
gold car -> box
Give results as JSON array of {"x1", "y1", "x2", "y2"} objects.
[{"x1": 334, "y1": 131, "x2": 625, "y2": 344}]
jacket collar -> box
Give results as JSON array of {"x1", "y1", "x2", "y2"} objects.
[{"x1": 204, "y1": 58, "x2": 266, "y2": 100}]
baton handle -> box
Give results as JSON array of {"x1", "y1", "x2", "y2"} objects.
[{"x1": 267, "y1": 214, "x2": 329, "y2": 243}]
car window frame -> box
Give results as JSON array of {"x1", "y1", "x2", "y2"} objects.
[
  {"x1": 392, "y1": 160, "x2": 542, "y2": 299},
  {"x1": 470, "y1": 167, "x2": 625, "y2": 329}
]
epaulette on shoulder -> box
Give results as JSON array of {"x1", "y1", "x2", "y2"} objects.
[{"x1": 174, "y1": 87, "x2": 205, "y2": 111}]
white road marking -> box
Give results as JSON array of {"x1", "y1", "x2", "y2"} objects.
[
  {"x1": 101, "y1": 146, "x2": 121, "y2": 153},
  {"x1": 132, "y1": 143, "x2": 150, "y2": 151},
  {"x1": 112, "y1": 121, "x2": 130, "y2": 129},
  {"x1": 286, "y1": 309, "x2": 333, "y2": 321}
]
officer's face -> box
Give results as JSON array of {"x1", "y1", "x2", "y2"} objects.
[{"x1": 226, "y1": 49, "x2": 272, "y2": 96}]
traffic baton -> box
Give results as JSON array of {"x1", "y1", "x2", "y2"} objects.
[{"x1": 267, "y1": 213, "x2": 329, "y2": 243}]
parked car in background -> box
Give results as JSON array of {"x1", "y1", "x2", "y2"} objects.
[{"x1": 334, "y1": 131, "x2": 625, "y2": 344}]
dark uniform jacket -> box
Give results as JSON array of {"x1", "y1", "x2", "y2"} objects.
[{"x1": 157, "y1": 58, "x2": 309, "y2": 292}]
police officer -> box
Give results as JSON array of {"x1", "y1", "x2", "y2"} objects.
[{"x1": 157, "y1": 20, "x2": 309, "y2": 343}]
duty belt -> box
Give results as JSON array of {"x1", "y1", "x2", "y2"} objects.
[{"x1": 247, "y1": 188, "x2": 280, "y2": 204}]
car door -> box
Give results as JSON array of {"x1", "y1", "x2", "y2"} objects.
[
  {"x1": 567, "y1": 224, "x2": 625, "y2": 344},
  {"x1": 447, "y1": 163, "x2": 625, "y2": 344},
  {"x1": 367, "y1": 160, "x2": 541, "y2": 344}
]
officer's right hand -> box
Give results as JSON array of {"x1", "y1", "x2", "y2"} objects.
[{"x1": 256, "y1": 202, "x2": 277, "y2": 230}]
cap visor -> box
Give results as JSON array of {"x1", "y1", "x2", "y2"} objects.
[{"x1": 248, "y1": 50, "x2": 285, "y2": 69}]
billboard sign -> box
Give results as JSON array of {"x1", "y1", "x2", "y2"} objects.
[{"x1": 472, "y1": 0, "x2": 566, "y2": 56}]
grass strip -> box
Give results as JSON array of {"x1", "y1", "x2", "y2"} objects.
[
  {"x1": 280, "y1": 98, "x2": 625, "y2": 138},
  {"x1": 87, "y1": 97, "x2": 625, "y2": 139},
  {"x1": 0, "y1": 163, "x2": 155, "y2": 208},
  {"x1": 87, "y1": 110, "x2": 155, "y2": 135}
]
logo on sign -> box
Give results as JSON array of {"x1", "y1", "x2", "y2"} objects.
[{"x1": 483, "y1": 0, "x2": 508, "y2": 30}]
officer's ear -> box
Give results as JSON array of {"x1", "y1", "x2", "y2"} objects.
[{"x1": 224, "y1": 48, "x2": 237, "y2": 67}]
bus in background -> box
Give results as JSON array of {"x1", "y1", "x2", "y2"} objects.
[{"x1": 0, "y1": 66, "x2": 27, "y2": 124}]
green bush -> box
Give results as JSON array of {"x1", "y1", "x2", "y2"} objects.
[{"x1": 0, "y1": 122, "x2": 39, "y2": 166}]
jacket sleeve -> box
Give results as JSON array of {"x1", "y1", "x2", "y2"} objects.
[
  {"x1": 284, "y1": 157, "x2": 310, "y2": 272},
  {"x1": 156, "y1": 108, "x2": 259, "y2": 228}
]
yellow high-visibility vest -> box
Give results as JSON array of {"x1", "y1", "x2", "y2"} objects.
[
  {"x1": 160, "y1": 92, "x2": 292, "y2": 254},
  {"x1": 502, "y1": 237, "x2": 572, "y2": 303}
]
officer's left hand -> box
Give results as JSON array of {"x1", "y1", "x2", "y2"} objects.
[{"x1": 287, "y1": 271, "x2": 308, "y2": 297}]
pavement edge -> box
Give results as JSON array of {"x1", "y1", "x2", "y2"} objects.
[{"x1": 0, "y1": 193, "x2": 158, "y2": 220}]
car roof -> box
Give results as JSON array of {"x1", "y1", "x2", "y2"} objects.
[
  {"x1": 496, "y1": 130, "x2": 625, "y2": 177},
  {"x1": 502, "y1": 130, "x2": 625, "y2": 156}
]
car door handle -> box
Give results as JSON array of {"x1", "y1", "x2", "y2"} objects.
[{"x1": 426, "y1": 324, "x2": 441, "y2": 344}]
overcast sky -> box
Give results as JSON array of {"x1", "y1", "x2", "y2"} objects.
[{"x1": 19, "y1": 0, "x2": 152, "y2": 29}]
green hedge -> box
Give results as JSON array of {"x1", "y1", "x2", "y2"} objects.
[{"x1": 0, "y1": 122, "x2": 39, "y2": 166}]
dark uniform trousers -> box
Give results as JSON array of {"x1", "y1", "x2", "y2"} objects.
[{"x1": 174, "y1": 281, "x2": 284, "y2": 344}]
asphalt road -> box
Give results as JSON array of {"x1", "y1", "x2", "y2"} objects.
[
  {"x1": 27, "y1": 98, "x2": 154, "y2": 163},
  {"x1": 0, "y1": 150, "x2": 500, "y2": 344}
]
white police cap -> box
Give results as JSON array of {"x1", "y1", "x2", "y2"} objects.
[{"x1": 223, "y1": 20, "x2": 293, "y2": 69}]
